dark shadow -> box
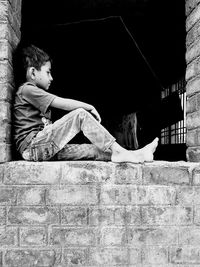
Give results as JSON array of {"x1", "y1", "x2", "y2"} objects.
[{"x1": 16, "y1": 0, "x2": 186, "y2": 160}]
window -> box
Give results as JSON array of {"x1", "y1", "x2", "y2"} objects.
[{"x1": 161, "y1": 78, "x2": 186, "y2": 145}]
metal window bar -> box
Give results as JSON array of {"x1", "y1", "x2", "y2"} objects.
[{"x1": 161, "y1": 78, "x2": 186, "y2": 145}]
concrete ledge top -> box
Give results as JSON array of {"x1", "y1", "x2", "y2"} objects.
[
  {"x1": 0, "y1": 160, "x2": 200, "y2": 185},
  {"x1": 1, "y1": 159, "x2": 200, "y2": 168}
]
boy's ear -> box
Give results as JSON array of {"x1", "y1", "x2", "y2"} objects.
[{"x1": 27, "y1": 67, "x2": 36, "y2": 80}]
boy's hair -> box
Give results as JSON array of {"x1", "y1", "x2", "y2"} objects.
[
  {"x1": 13, "y1": 44, "x2": 52, "y2": 86},
  {"x1": 22, "y1": 44, "x2": 51, "y2": 71}
]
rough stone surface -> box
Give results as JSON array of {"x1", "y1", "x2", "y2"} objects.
[
  {"x1": 186, "y1": 1, "x2": 200, "y2": 161},
  {"x1": 0, "y1": 160, "x2": 200, "y2": 266},
  {"x1": 0, "y1": 0, "x2": 21, "y2": 163}
]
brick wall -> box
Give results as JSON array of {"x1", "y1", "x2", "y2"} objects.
[
  {"x1": 0, "y1": 160, "x2": 199, "y2": 266},
  {"x1": 0, "y1": 0, "x2": 21, "y2": 162},
  {"x1": 186, "y1": 0, "x2": 200, "y2": 161},
  {"x1": 0, "y1": 0, "x2": 198, "y2": 163}
]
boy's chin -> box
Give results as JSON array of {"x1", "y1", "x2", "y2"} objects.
[{"x1": 41, "y1": 85, "x2": 49, "y2": 91}]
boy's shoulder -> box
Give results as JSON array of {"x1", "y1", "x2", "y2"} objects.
[
  {"x1": 17, "y1": 82, "x2": 36, "y2": 93},
  {"x1": 18, "y1": 82, "x2": 50, "y2": 97},
  {"x1": 16, "y1": 82, "x2": 56, "y2": 104}
]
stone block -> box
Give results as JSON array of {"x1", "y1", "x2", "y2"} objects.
[
  {"x1": 186, "y1": 39, "x2": 200, "y2": 64},
  {"x1": 0, "y1": 1, "x2": 9, "y2": 23},
  {"x1": 0, "y1": 251, "x2": 2, "y2": 266},
  {"x1": 7, "y1": 2, "x2": 21, "y2": 34},
  {"x1": 187, "y1": 146, "x2": 200, "y2": 162},
  {"x1": 114, "y1": 163, "x2": 142, "y2": 184},
  {"x1": 193, "y1": 205, "x2": 200, "y2": 224},
  {"x1": 0, "y1": 83, "x2": 13, "y2": 102},
  {"x1": 0, "y1": 23, "x2": 19, "y2": 48},
  {"x1": 186, "y1": 0, "x2": 200, "y2": 16},
  {"x1": 47, "y1": 185, "x2": 98, "y2": 205},
  {"x1": 0, "y1": 164, "x2": 4, "y2": 184},
  {"x1": 0, "y1": 60, "x2": 13, "y2": 84},
  {"x1": 186, "y1": 61, "x2": 196, "y2": 81},
  {"x1": 186, "y1": 4, "x2": 200, "y2": 32},
  {"x1": 141, "y1": 206, "x2": 193, "y2": 226},
  {"x1": 89, "y1": 247, "x2": 129, "y2": 266},
  {"x1": 187, "y1": 129, "x2": 197, "y2": 146},
  {"x1": 4, "y1": 249, "x2": 61, "y2": 267},
  {"x1": 0, "y1": 207, "x2": 6, "y2": 225},
  {"x1": 0, "y1": 23, "x2": 8, "y2": 39},
  {"x1": 187, "y1": 77, "x2": 200, "y2": 97},
  {"x1": 50, "y1": 227, "x2": 96, "y2": 246},
  {"x1": 4, "y1": 161, "x2": 62, "y2": 184},
  {"x1": 9, "y1": 0, "x2": 22, "y2": 12},
  {"x1": 187, "y1": 94, "x2": 197, "y2": 113},
  {"x1": 0, "y1": 226, "x2": 18, "y2": 247},
  {"x1": 125, "y1": 206, "x2": 142, "y2": 225},
  {"x1": 17, "y1": 187, "x2": 45, "y2": 205},
  {"x1": 127, "y1": 227, "x2": 178, "y2": 246},
  {"x1": 187, "y1": 21, "x2": 200, "y2": 47},
  {"x1": 136, "y1": 185, "x2": 176, "y2": 205},
  {"x1": 0, "y1": 186, "x2": 17, "y2": 205},
  {"x1": 100, "y1": 184, "x2": 137, "y2": 205},
  {"x1": 143, "y1": 163, "x2": 191, "y2": 185},
  {"x1": 63, "y1": 248, "x2": 89, "y2": 266},
  {"x1": 179, "y1": 227, "x2": 200, "y2": 245},
  {"x1": 20, "y1": 226, "x2": 47, "y2": 247},
  {"x1": 142, "y1": 246, "x2": 168, "y2": 264},
  {"x1": 100, "y1": 227, "x2": 126, "y2": 246},
  {"x1": 187, "y1": 110, "x2": 200, "y2": 129},
  {"x1": 0, "y1": 100, "x2": 11, "y2": 122},
  {"x1": 60, "y1": 161, "x2": 114, "y2": 184},
  {"x1": 0, "y1": 143, "x2": 12, "y2": 162},
  {"x1": 186, "y1": 58, "x2": 200, "y2": 82},
  {"x1": 0, "y1": 121, "x2": 11, "y2": 142},
  {"x1": 7, "y1": 206, "x2": 59, "y2": 225},
  {"x1": 175, "y1": 186, "x2": 195, "y2": 205},
  {"x1": 89, "y1": 207, "x2": 115, "y2": 225},
  {"x1": 170, "y1": 246, "x2": 200, "y2": 264},
  {"x1": 192, "y1": 166, "x2": 200, "y2": 184},
  {"x1": 0, "y1": 39, "x2": 12, "y2": 61},
  {"x1": 61, "y1": 207, "x2": 87, "y2": 225}
]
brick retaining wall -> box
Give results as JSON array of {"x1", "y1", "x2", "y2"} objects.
[
  {"x1": 186, "y1": 0, "x2": 200, "y2": 161},
  {"x1": 0, "y1": 0, "x2": 21, "y2": 162},
  {"x1": 0, "y1": 160, "x2": 200, "y2": 266}
]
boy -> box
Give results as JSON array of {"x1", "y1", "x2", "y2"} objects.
[{"x1": 13, "y1": 44, "x2": 158, "y2": 163}]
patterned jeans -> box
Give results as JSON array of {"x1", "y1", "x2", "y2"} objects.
[{"x1": 22, "y1": 108, "x2": 115, "y2": 161}]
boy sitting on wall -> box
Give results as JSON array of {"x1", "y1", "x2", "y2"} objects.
[{"x1": 13, "y1": 44, "x2": 158, "y2": 162}]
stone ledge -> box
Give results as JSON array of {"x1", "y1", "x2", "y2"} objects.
[
  {"x1": 0, "y1": 160, "x2": 200, "y2": 266},
  {"x1": 1, "y1": 160, "x2": 200, "y2": 185}
]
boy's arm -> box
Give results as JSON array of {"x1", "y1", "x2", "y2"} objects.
[{"x1": 50, "y1": 96, "x2": 101, "y2": 122}]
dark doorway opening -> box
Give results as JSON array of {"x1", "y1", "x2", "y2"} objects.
[{"x1": 19, "y1": 0, "x2": 186, "y2": 161}]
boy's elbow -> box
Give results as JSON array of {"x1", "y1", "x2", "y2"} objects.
[{"x1": 51, "y1": 96, "x2": 65, "y2": 109}]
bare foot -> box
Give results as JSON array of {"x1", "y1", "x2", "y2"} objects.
[
  {"x1": 111, "y1": 150, "x2": 145, "y2": 163},
  {"x1": 140, "y1": 137, "x2": 159, "y2": 162},
  {"x1": 111, "y1": 137, "x2": 159, "y2": 163}
]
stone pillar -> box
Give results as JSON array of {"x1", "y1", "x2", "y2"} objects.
[
  {"x1": 0, "y1": 0, "x2": 22, "y2": 162},
  {"x1": 186, "y1": 0, "x2": 200, "y2": 161}
]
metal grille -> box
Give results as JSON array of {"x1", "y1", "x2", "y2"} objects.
[{"x1": 161, "y1": 78, "x2": 186, "y2": 144}]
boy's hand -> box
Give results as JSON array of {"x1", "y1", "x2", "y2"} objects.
[{"x1": 90, "y1": 108, "x2": 101, "y2": 123}]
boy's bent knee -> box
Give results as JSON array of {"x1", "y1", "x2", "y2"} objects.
[
  {"x1": 74, "y1": 108, "x2": 90, "y2": 117},
  {"x1": 60, "y1": 108, "x2": 90, "y2": 123},
  {"x1": 76, "y1": 108, "x2": 88, "y2": 113}
]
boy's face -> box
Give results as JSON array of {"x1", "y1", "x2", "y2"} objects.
[{"x1": 34, "y1": 61, "x2": 53, "y2": 90}]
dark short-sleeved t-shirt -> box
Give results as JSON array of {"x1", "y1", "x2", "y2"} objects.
[{"x1": 14, "y1": 82, "x2": 56, "y2": 153}]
